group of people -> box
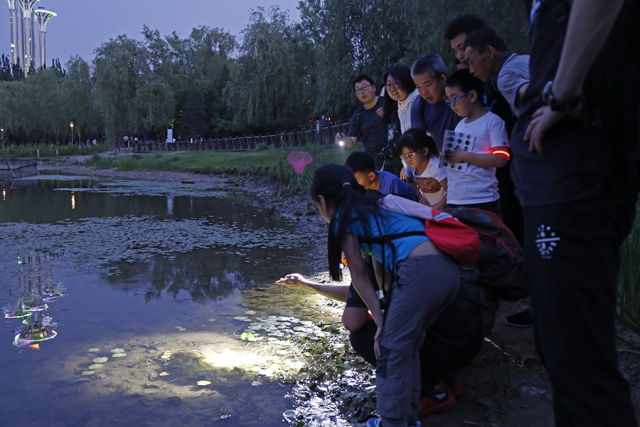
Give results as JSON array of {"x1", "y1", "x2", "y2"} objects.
[{"x1": 278, "y1": 2, "x2": 640, "y2": 427}]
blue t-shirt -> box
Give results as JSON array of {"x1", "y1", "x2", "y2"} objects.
[
  {"x1": 334, "y1": 208, "x2": 428, "y2": 273},
  {"x1": 410, "y1": 97, "x2": 461, "y2": 152},
  {"x1": 377, "y1": 170, "x2": 418, "y2": 201}
]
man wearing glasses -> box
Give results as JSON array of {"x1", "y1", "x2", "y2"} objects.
[{"x1": 335, "y1": 75, "x2": 387, "y2": 170}]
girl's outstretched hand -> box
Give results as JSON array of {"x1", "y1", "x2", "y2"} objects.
[{"x1": 275, "y1": 274, "x2": 308, "y2": 289}]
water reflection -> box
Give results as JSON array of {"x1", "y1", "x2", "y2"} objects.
[
  {"x1": 3, "y1": 254, "x2": 64, "y2": 348},
  {"x1": 0, "y1": 176, "x2": 322, "y2": 426},
  {"x1": 105, "y1": 247, "x2": 308, "y2": 303}
]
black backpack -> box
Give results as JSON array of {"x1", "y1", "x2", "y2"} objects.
[{"x1": 445, "y1": 207, "x2": 529, "y2": 301}]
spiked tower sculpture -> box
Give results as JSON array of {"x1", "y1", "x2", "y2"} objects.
[
  {"x1": 17, "y1": 0, "x2": 39, "y2": 73},
  {"x1": 35, "y1": 8, "x2": 55, "y2": 69},
  {"x1": 7, "y1": 0, "x2": 20, "y2": 66}
]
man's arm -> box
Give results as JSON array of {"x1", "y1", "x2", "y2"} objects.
[
  {"x1": 525, "y1": 0, "x2": 626, "y2": 152},
  {"x1": 335, "y1": 133, "x2": 358, "y2": 148},
  {"x1": 339, "y1": 109, "x2": 363, "y2": 148}
]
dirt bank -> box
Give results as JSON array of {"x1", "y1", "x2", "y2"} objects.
[{"x1": 51, "y1": 157, "x2": 640, "y2": 426}]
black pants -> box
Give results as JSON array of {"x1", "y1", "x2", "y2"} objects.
[
  {"x1": 523, "y1": 193, "x2": 638, "y2": 426},
  {"x1": 350, "y1": 293, "x2": 487, "y2": 396}
]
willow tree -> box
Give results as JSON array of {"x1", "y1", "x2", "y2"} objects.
[
  {"x1": 93, "y1": 35, "x2": 175, "y2": 141},
  {"x1": 226, "y1": 6, "x2": 314, "y2": 133},
  {"x1": 142, "y1": 25, "x2": 236, "y2": 138},
  {"x1": 297, "y1": 0, "x2": 528, "y2": 119}
]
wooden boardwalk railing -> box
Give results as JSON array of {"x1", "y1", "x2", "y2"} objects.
[{"x1": 133, "y1": 124, "x2": 349, "y2": 153}]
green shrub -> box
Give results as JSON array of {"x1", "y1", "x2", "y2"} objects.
[
  {"x1": 85, "y1": 153, "x2": 114, "y2": 169},
  {"x1": 115, "y1": 156, "x2": 139, "y2": 171},
  {"x1": 256, "y1": 142, "x2": 269, "y2": 151}
]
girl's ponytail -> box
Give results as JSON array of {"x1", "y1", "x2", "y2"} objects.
[{"x1": 311, "y1": 164, "x2": 383, "y2": 280}]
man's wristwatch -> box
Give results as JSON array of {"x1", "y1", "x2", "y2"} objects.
[{"x1": 541, "y1": 80, "x2": 582, "y2": 112}]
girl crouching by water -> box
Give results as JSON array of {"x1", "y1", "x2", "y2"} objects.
[{"x1": 310, "y1": 164, "x2": 460, "y2": 427}]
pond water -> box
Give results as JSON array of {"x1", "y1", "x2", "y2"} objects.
[{"x1": 0, "y1": 173, "x2": 342, "y2": 426}]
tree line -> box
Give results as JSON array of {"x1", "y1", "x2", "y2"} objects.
[{"x1": 0, "y1": 0, "x2": 528, "y2": 145}]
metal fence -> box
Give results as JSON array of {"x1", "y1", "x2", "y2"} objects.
[{"x1": 132, "y1": 124, "x2": 349, "y2": 153}]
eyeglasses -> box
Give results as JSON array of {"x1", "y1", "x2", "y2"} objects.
[
  {"x1": 385, "y1": 81, "x2": 400, "y2": 91},
  {"x1": 445, "y1": 92, "x2": 470, "y2": 106},
  {"x1": 355, "y1": 84, "x2": 372, "y2": 94},
  {"x1": 400, "y1": 152, "x2": 418, "y2": 161}
]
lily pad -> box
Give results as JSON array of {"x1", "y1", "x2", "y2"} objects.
[
  {"x1": 82, "y1": 371, "x2": 95, "y2": 376},
  {"x1": 214, "y1": 377, "x2": 228, "y2": 382},
  {"x1": 251, "y1": 381, "x2": 262, "y2": 386},
  {"x1": 112, "y1": 353, "x2": 126, "y2": 358},
  {"x1": 88, "y1": 348, "x2": 100, "y2": 352},
  {"x1": 207, "y1": 318, "x2": 217, "y2": 322},
  {"x1": 93, "y1": 357, "x2": 108, "y2": 363},
  {"x1": 239, "y1": 332, "x2": 259, "y2": 341},
  {"x1": 244, "y1": 310, "x2": 256, "y2": 315},
  {"x1": 159, "y1": 372, "x2": 170, "y2": 376},
  {"x1": 197, "y1": 380, "x2": 211, "y2": 386},
  {"x1": 175, "y1": 326, "x2": 186, "y2": 332},
  {"x1": 88, "y1": 364, "x2": 104, "y2": 370},
  {"x1": 221, "y1": 413, "x2": 231, "y2": 419},
  {"x1": 111, "y1": 348, "x2": 125, "y2": 353},
  {"x1": 233, "y1": 316, "x2": 250, "y2": 321}
]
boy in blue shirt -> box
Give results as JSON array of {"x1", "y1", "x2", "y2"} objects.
[{"x1": 345, "y1": 151, "x2": 418, "y2": 202}]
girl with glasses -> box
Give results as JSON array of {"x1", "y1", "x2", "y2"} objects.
[{"x1": 397, "y1": 129, "x2": 448, "y2": 210}]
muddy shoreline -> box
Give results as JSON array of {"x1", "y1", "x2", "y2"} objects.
[{"x1": 48, "y1": 159, "x2": 640, "y2": 426}]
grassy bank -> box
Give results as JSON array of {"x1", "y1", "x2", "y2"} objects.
[
  {"x1": 86, "y1": 144, "x2": 361, "y2": 192},
  {"x1": 2, "y1": 143, "x2": 111, "y2": 158}
]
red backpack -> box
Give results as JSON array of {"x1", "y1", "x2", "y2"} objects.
[
  {"x1": 378, "y1": 195, "x2": 529, "y2": 301},
  {"x1": 378, "y1": 195, "x2": 481, "y2": 265}
]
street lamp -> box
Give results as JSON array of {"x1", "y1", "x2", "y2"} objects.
[
  {"x1": 1, "y1": 128, "x2": 4, "y2": 147},
  {"x1": 70, "y1": 122, "x2": 74, "y2": 145}
]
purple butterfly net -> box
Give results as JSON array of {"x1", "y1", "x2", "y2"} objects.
[{"x1": 287, "y1": 151, "x2": 321, "y2": 174}]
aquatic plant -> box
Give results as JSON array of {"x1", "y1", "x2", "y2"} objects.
[{"x1": 281, "y1": 321, "x2": 377, "y2": 426}]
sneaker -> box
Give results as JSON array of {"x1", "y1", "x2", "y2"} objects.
[
  {"x1": 417, "y1": 377, "x2": 456, "y2": 418},
  {"x1": 444, "y1": 374, "x2": 465, "y2": 397},
  {"x1": 505, "y1": 309, "x2": 534, "y2": 328},
  {"x1": 366, "y1": 419, "x2": 382, "y2": 427},
  {"x1": 366, "y1": 418, "x2": 421, "y2": 427}
]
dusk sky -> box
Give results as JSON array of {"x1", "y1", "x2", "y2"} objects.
[{"x1": 1, "y1": 0, "x2": 301, "y2": 65}]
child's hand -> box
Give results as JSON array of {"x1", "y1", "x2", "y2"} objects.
[
  {"x1": 400, "y1": 167, "x2": 406, "y2": 181},
  {"x1": 416, "y1": 177, "x2": 441, "y2": 193},
  {"x1": 275, "y1": 274, "x2": 307, "y2": 288},
  {"x1": 444, "y1": 147, "x2": 467, "y2": 164}
]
